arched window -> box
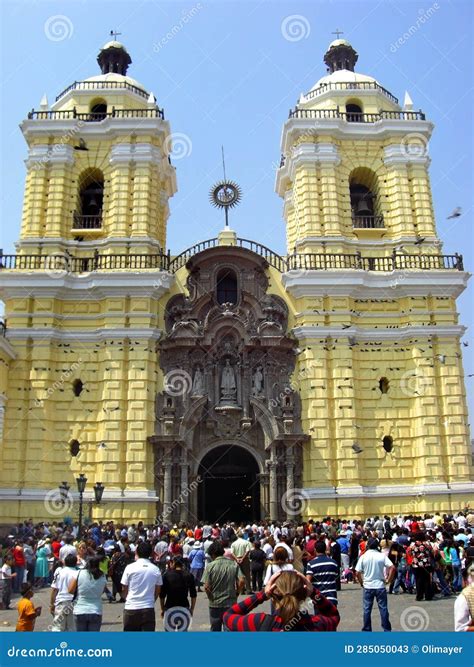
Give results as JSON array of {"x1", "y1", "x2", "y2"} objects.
[
  {"x1": 70, "y1": 440, "x2": 80, "y2": 457},
  {"x1": 349, "y1": 168, "x2": 383, "y2": 229},
  {"x1": 89, "y1": 99, "x2": 107, "y2": 121},
  {"x1": 379, "y1": 377, "x2": 390, "y2": 394},
  {"x1": 216, "y1": 269, "x2": 238, "y2": 305},
  {"x1": 74, "y1": 169, "x2": 104, "y2": 230},
  {"x1": 346, "y1": 102, "x2": 363, "y2": 122},
  {"x1": 72, "y1": 379, "x2": 84, "y2": 397},
  {"x1": 382, "y1": 435, "x2": 394, "y2": 453}
]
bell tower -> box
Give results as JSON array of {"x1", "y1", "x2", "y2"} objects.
[
  {"x1": 276, "y1": 38, "x2": 437, "y2": 257},
  {"x1": 0, "y1": 40, "x2": 176, "y2": 524},
  {"x1": 275, "y1": 39, "x2": 473, "y2": 516},
  {"x1": 19, "y1": 39, "x2": 176, "y2": 257}
]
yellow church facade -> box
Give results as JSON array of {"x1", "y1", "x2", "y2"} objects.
[{"x1": 0, "y1": 38, "x2": 472, "y2": 525}]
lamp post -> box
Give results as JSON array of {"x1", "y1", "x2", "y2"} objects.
[
  {"x1": 76, "y1": 473, "x2": 87, "y2": 538},
  {"x1": 93, "y1": 482, "x2": 105, "y2": 504}
]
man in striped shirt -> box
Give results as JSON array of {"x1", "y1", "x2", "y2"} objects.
[{"x1": 305, "y1": 541, "x2": 339, "y2": 606}]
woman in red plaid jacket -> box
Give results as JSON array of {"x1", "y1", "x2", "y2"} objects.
[{"x1": 223, "y1": 570, "x2": 340, "y2": 632}]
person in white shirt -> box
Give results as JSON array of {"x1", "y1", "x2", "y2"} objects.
[
  {"x1": 50, "y1": 553, "x2": 78, "y2": 631},
  {"x1": 356, "y1": 538, "x2": 395, "y2": 632},
  {"x1": 455, "y1": 513, "x2": 467, "y2": 530},
  {"x1": 455, "y1": 564, "x2": 474, "y2": 631},
  {"x1": 59, "y1": 537, "x2": 77, "y2": 563},
  {"x1": 121, "y1": 542, "x2": 162, "y2": 631},
  {"x1": 274, "y1": 539, "x2": 293, "y2": 562}
]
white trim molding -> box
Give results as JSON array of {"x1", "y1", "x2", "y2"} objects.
[
  {"x1": 0, "y1": 488, "x2": 158, "y2": 504},
  {"x1": 276, "y1": 143, "x2": 341, "y2": 196},
  {"x1": 292, "y1": 324, "x2": 466, "y2": 341},
  {"x1": 282, "y1": 268, "x2": 469, "y2": 298},
  {"x1": 303, "y1": 481, "x2": 474, "y2": 500},
  {"x1": 25, "y1": 144, "x2": 75, "y2": 168},
  {"x1": 3, "y1": 328, "x2": 163, "y2": 343},
  {"x1": 383, "y1": 144, "x2": 430, "y2": 167},
  {"x1": 21, "y1": 117, "x2": 172, "y2": 142},
  {"x1": 279, "y1": 118, "x2": 434, "y2": 157},
  {"x1": 0, "y1": 337, "x2": 17, "y2": 360},
  {"x1": 0, "y1": 270, "x2": 174, "y2": 301}
]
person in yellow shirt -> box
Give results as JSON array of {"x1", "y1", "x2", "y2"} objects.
[{"x1": 16, "y1": 583, "x2": 41, "y2": 632}]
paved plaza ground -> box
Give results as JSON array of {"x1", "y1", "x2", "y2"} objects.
[{"x1": 0, "y1": 583, "x2": 457, "y2": 633}]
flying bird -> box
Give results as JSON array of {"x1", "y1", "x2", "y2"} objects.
[
  {"x1": 414, "y1": 237, "x2": 426, "y2": 245},
  {"x1": 447, "y1": 207, "x2": 462, "y2": 219}
]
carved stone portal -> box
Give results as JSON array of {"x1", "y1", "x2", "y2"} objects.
[{"x1": 149, "y1": 246, "x2": 308, "y2": 522}]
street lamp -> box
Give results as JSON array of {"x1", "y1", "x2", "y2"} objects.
[
  {"x1": 93, "y1": 482, "x2": 105, "y2": 504},
  {"x1": 76, "y1": 473, "x2": 87, "y2": 538}
]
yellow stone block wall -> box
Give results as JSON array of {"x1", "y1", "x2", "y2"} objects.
[
  {"x1": 285, "y1": 138, "x2": 437, "y2": 254},
  {"x1": 19, "y1": 136, "x2": 169, "y2": 253},
  {"x1": 0, "y1": 292, "x2": 167, "y2": 524}
]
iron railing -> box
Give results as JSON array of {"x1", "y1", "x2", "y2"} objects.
[
  {"x1": 301, "y1": 81, "x2": 399, "y2": 105},
  {"x1": 352, "y1": 214, "x2": 385, "y2": 229},
  {"x1": 72, "y1": 213, "x2": 102, "y2": 230},
  {"x1": 288, "y1": 108, "x2": 426, "y2": 122},
  {"x1": 0, "y1": 249, "x2": 463, "y2": 274},
  {"x1": 55, "y1": 80, "x2": 149, "y2": 102},
  {"x1": 27, "y1": 107, "x2": 165, "y2": 121}
]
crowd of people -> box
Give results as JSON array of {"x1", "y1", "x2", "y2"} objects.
[{"x1": 1, "y1": 510, "x2": 473, "y2": 632}]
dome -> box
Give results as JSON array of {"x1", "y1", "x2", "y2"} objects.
[
  {"x1": 311, "y1": 69, "x2": 378, "y2": 90},
  {"x1": 84, "y1": 72, "x2": 147, "y2": 93},
  {"x1": 328, "y1": 38, "x2": 352, "y2": 49},
  {"x1": 100, "y1": 40, "x2": 129, "y2": 53}
]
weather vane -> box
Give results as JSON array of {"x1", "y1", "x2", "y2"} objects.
[
  {"x1": 209, "y1": 146, "x2": 242, "y2": 227},
  {"x1": 110, "y1": 29, "x2": 122, "y2": 39},
  {"x1": 332, "y1": 28, "x2": 344, "y2": 39}
]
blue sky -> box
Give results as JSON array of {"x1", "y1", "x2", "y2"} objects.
[{"x1": 1, "y1": 0, "x2": 473, "y2": 424}]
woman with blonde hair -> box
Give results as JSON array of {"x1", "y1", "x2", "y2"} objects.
[
  {"x1": 263, "y1": 546, "x2": 293, "y2": 586},
  {"x1": 223, "y1": 570, "x2": 340, "y2": 631}
]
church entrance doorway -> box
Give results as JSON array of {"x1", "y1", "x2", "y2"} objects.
[{"x1": 197, "y1": 445, "x2": 260, "y2": 523}]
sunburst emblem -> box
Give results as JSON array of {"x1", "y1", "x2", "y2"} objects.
[{"x1": 209, "y1": 180, "x2": 242, "y2": 209}]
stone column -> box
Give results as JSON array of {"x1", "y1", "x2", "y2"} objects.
[
  {"x1": 180, "y1": 451, "x2": 189, "y2": 522},
  {"x1": 285, "y1": 446, "x2": 295, "y2": 521},
  {"x1": 162, "y1": 454, "x2": 173, "y2": 521},
  {"x1": 266, "y1": 457, "x2": 278, "y2": 521},
  {"x1": 257, "y1": 471, "x2": 269, "y2": 519}
]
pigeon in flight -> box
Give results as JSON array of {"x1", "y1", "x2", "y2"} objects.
[{"x1": 447, "y1": 207, "x2": 462, "y2": 219}]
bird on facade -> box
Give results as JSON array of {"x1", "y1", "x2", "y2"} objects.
[
  {"x1": 74, "y1": 138, "x2": 88, "y2": 151},
  {"x1": 352, "y1": 443, "x2": 363, "y2": 454},
  {"x1": 414, "y1": 238, "x2": 426, "y2": 245},
  {"x1": 447, "y1": 206, "x2": 462, "y2": 219}
]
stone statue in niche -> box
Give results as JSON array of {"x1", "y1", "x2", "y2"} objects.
[
  {"x1": 192, "y1": 367, "x2": 204, "y2": 396},
  {"x1": 252, "y1": 366, "x2": 264, "y2": 396},
  {"x1": 220, "y1": 359, "x2": 237, "y2": 403}
]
